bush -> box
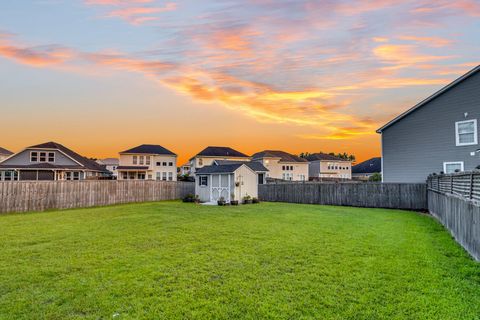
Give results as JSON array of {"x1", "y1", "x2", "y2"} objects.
[
  {"x1": 368, "y1": 173, "x2": 382, "y2": 182},
  {"x1": 182, "y1": 194, "x2": 195, "y2": 203}
]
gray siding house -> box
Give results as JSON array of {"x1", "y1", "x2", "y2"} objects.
[
  {"x1": 377, "y1": 65, "x2": 480, "y2": 183},
  {"x1": 0, "y1": 141, "x2": 108, "y2": 181}
]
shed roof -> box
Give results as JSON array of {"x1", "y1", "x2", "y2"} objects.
[{"x1": 214, "y1": 160, "x2": 268, "y2": 172}]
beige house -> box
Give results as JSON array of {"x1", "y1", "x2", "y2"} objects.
[
  {"x1": 251, "y1": 150, "x2": 309, "y2": 181},
  {"x1": 189, "y1": 146, "x2": 250, "y2": 175},
  {"x1": 306, "y1": 153, "x2": 352, "y2": 179},
  {"x1": 117, "y1": 144, "x2": 177, "y2": 181},
  {"x1": 195, "y1": 162, "x2": 268, "y2": 203},
  {"x1": 0, "y1": 147, "x2": 13, "y2": 163}
]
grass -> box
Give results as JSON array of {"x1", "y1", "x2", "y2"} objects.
[{"x1": 0, "y1": 201, "x2": 479, "y2": 320}]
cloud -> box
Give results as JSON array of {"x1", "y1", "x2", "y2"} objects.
[
  {"x1": 84, "y1": 0, "x2": 176, "y2": 25},
  {"x1": 373, "y1": 44, "x2": 454, "y2": 66},
  {"x1": 398, "y1": 35, "x2": 452, "y2": 48},
  {"x1": 0, "y1": 41, "x2": 72, "y2": 67}
]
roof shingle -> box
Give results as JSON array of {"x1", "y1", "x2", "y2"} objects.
[
  {"x1": 251, "y1": 150, "x2": 307, "y2": 163},
  {"x1": 352, "y1": 157, "x2": 381, "y2": 174},
  {"x1": 305, "y1": 153, "x2": 348, "y2": 162},
  {"x1": 120, "y1": 144, "x2": 176, "y2": 156},
  {"x1": 194, "y1": 146, "x2": 248, "y2": 158}
]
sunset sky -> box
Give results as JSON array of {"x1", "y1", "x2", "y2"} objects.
[{"x1": 1, "y1": 1, "x2": 479, "y2": 164}]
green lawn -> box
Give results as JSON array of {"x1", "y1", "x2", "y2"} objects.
[{"x1": 0, "y1": 202, "x2": 479, "y2": 320}]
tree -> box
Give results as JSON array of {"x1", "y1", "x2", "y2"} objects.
[{"x1": 368, "y1": 173, "x2": 382, "y2": 182}]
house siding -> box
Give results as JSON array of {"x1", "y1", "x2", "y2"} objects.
[
  {"x1": 1, "y1": 149, "x2": 79, "y2": 166},
  {"x1": 382, "y1": 71, "x2": 480, "y2": 183}
]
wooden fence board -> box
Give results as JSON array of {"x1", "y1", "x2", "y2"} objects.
[
  {"x1": 258, "y1": 182, "x2": 427, "y2": 210},
  {"x1": 0, "y1": 181, "x2": 195, "y2": 214}
]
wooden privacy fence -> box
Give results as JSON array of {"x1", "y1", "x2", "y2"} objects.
[
  {"x1": 0, "y1": 181, "x2": 195, "y2": 214},
  {"x1": 259, "y1": 182, "x2": 427, "y2": 210},
  {"x1": 427, "y1": 173, "x2": 480, "y2": 261}
]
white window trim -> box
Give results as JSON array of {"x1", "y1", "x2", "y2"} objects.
[
  {"x1": 455, "y1": 119, "x2": 477, "y2": 146},
  {"x1": 443, "y1": 161, "x2": 464, "y2": 174}
]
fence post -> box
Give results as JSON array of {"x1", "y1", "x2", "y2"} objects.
[
  {"x1": 450, "y1": 175, "x2": 453, "y2": 194},
  {"x1": 470, "y1": 173, "x2": 474, "y2": 199}
]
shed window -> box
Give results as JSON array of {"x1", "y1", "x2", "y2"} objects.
[
  {"x1": 199, "y1": 176, "x2": 208, "y2": 186},
  {"x1": 39, "y1": 152, "x2": 47, "y2": 162},
  {"x1": 31, "y1": 152, "x2": 38, "y2": 162},
  {"x1": 456, "y1": 119, "x2": 477, "y2": 146},
  {"x1": 443, "y1": 162, "x2": 464, "y2": 174},
  {"x1": 48, "y1": 152, "x2": 55, "y2": 162}
]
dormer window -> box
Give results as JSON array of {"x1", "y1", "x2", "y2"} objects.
[
  {"x1": 30, "y1": 151, "x2": 55, "y2": 162},
  {"x1": 456, "y1": 119, "x2": 477, "y2": 146},
  {"x1": 133, "y1": 156, "x2": 137, "y2": 165}
]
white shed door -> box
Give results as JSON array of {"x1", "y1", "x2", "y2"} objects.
[{"x1": 210, "y1": 174, "x2": 230, "y2": 202}]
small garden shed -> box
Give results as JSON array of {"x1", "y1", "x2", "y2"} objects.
[{"x1": 195, "y1": 162, "x2": 267, "y2": 203}]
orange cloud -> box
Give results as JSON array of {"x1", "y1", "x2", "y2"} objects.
[
  {"x1": 373, "y1": 44, "x2": 454, "y2": 66},
  {"x1": 0, "y1": 43, "x2": 72, "y2": 67},
  {"x1": 106, "y1": 3, "x2": 176, "y2": 24},
  {"x1": 399, "y1": 35, "x2": 452, "y2": 48}
]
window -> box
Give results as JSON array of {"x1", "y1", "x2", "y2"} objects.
[
  {"x1": 39, "y1": 152, "x2": 47, "y2": 162},
  {"x1": 199, "y1": 176, "x2": 208, "y2": 186},
  {"x1": 156, "y1": 172, "x2": 161, "y2": 180},
  {"x1": 168, "y1": 172, "x2": 173, "y2": 181},
  {"x1": 31, "y1": 152, "x2": 38, "y2": 162},
  {"x1": 146, "y1": 156, "x2": 151, "y2": 165},
  {"x1": 148, "y1": 174, "x2": 153, "y2": 180},
  {"x1": 73, "y1": 172, "x2": 80, "y2": 180},
  {"x1": 123, "y1": 172, "x2": 128, "y2": 180},
  {"x1": 162, "y1": 172, "x2": 167, "y2": 181},
  {"x1": 456, "y1": 119, "x2": 477, "y2": 146},
  {"x1": 443, "y1": 162, "x2": 464, "y2": 174},
  {"x1": 198, "y1": 158, "x2": 203, "y2": 166},
  {"x1": 48, "y1": 152, "x2": 55, "y2": 162},
  {"x1": 139, "y1": 156, "x2": 144, "y2": 165},
  {"x1": 282, "y1": 165, "x2": 285, "y2": 170},
  {"x1": 138, "y1": 173, "x2": 146, "y2": 180},
  {"x1": 4, "y1": 171, "x2": 12, "y2": 181},
  {"x1": 133, "y1": 156, "x2": 137, "y2": 164},
  {"x1": 169, "y1": 162, "x2": 173, "y2": 166},
  {"x1": 163, "y1": 162, "x2": 167, "y2": 166},
  {"x1": 156, "y1": 162, "x2": 161, "y2": 166},
  {"x1": 290, "y1": 166, "x2": 293, "y2": 170}
]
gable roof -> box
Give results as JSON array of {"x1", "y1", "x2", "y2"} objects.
[
  {"x1": 214, "y1": 160, "x2": 268, "y2": 172},
  {"x1": 352, "y1": 157, "x2": 381, "y2": 174},
  {"x1": 251, "y1": 150, "x2": 307, "y2": 163},
  {"x1": 120, "y1": 144, "x2": 176, "y2": 155},
  {"x1": 192, "y1": 146, "x2": 249, "y2": 159},
  {"x1": 196, "y1": 163, "x2": 244, "y2": 174},
  {"x1": 305, "y1": 153, "x2": 348, "y2": 162},
  {"x1": 377, "y1": 65, "x2": 480, "y2": 133},
  {"x1": 97, "y1": 158, "x2": 119, "y2": 165},
  {"x1": 26, "y1": 141, "x2": 108, "y2": 172},
  {"x1": 0, "y1": 147, "x2": 13, "y2": 155}
]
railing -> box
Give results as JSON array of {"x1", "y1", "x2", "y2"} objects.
[{"x1": 427, "y1": 172, "x2": 480, "y2": 201}]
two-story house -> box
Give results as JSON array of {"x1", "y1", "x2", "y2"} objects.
[
  {"x1": 0, "y1": 142, "x2": 108, "y2": 181},
  {"x1": 189, "y1": 146, "x2": 250, "y2": 175},
  {"x1": 251, "y1": 150, "x2": 309, "y2": 181},
  {"x1": 0, "y1": 147, "x2": 13, "y2": 162},
  {"x1": 377, "y1": 65, "x2": 480, "y2": 183},
  {"x1": 117, "y1": 144, "x2": 177, "y2": 181},
  {"x1": 306, "y1": 153, "x2": 352, "y2": 180}
]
